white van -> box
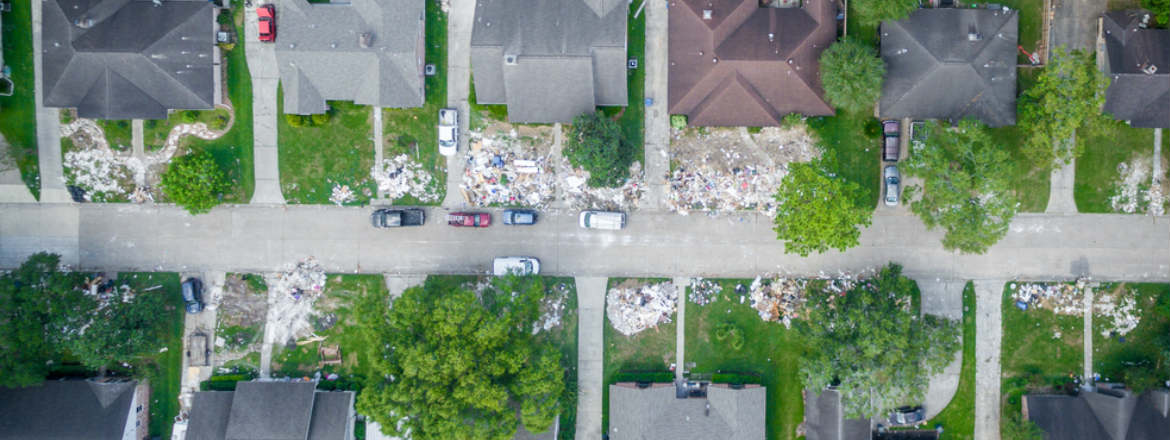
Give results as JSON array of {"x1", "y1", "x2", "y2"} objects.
[
  {"x1": 578, "y1": 211, "x2": 626, "y2": 230},
  {"x1": 492, "y1": 257, "x2": 540, "y2": 276}
]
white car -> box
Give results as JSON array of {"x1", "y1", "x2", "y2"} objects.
[
  {"x1": 438, "y1": 108, "x2": 458, "y2": 156},
  {"x1": 578, "y1": 211, "x2": 626, "y2": 230},
  {"x1": 884, "y1": 165, "x2": 900, "y2": 207},
  {"x1": 492, "y1": 257, "x2": 540, "y2": 276}
]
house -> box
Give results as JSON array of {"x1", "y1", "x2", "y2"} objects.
[
  {"x1": 275, "y1": 0, "x2": 424, "y2": 115},
  {"x1": 41, "y1": 0, "x2": 218, "y2": 120},
  {"x1": 1099, "y1": 10, "x2": 1170, "y2": 128},
  {"x1": 608, "y1": 381, "x2": 765, "y2": 439},
  {"x1": 1024, "y1": 383, "x2": 1170, "y2": 440},
  {"x1": 668, "y1": 0, "x2": 838, "y2": 127},
  {"x1": 879, "y1": 8, "x2": 1018, "y2": 127},
  {"x1": 186, "y1": 381, "x2": 355, "y2": 440},
  {"x1": 470, "y1": 0, "x2": 627, "y2": 124},
  {"x1": 803, "y1": 389, "x2": 872, "y2": 440},
  {"x1": 0, "y1": 378, "x2": 150, "y2": 440}
]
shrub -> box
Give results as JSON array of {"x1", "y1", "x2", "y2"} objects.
[
  {"x1": 564, "y1": 111, "x2": 633, "y2": 188},
  {"x1": 819, "y1": 38, "x2": 886, "y2": 112},
  {"x1": 670, "y1": 114, "x2": 688, "y2": 130},
  {"x1": 160, "y1": 152, "x2": 229, "y2": 215},
  {"x1": 217, "y1": 10, "x2": 233, "y2": 26},
  {"x1": 782, "y1": 113, "x2": 805, "y2": 128},
  {"x1": 310, "y1": 112, "x2": 331, "y2": 125},
  {"x1": 285, "y1": 114, "x2": 307, "y2": 128}
]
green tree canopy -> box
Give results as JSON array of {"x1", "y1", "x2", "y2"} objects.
[
  {"x1": 852, "y1": 0, "x2": 919, "y2": 27},
  {"x1": 65, "y1": 284, "x2": 170, "y2": 369},
  {"x1": 356, "y1": 275, "x2": 564, "y2": 440},
  {"x1": 0, "y1": 253, "x2": 91, "y2": 387},
  {"x1": 1018, "y1": 48, "x2": 1109, "y2": 169},
  {"x1": 903, "y1": 120, "x2": 1018, "y2": 254},
  {"x1": 819, "y1": 38, "x2": 886, "y2": 112},
  {"x1": 1144, "y1": 0, "x2": 1169, "y2": 27},
  {"x1": 773, "y1": 161, "x2": 873, "y2": 256},
  {"x1": 797, "y1": 264, "x2": 960, "y2": 418},
  {"x1": 160, "y1": 151, "x2": 229, "y2": 215},
  {"x1": 564, "y1": 111, "x2": 633, "y2": 188}
]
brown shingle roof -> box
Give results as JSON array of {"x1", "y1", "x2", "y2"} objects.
[{"x1": 668, "y1": 0, "x2": 837, "y2": 126}]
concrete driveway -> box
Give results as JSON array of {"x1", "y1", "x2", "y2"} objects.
[{"x1": 1050, "y1": 0, "x2": 1106, "y2": 51}]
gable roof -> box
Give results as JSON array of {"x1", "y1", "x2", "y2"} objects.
[
  {"x1": 470, "y1": 0, "x2": 627, "y2": 123},
  {"x1": 608, "y1": 383, "x2": 765, "y2": 440},
  {"x1": 1100, "y1": 10, "x2": 1170, "y2": 128},
  {"x1": 41, "y1": 0, "x2": 215, "y2": 119},
  {"x1": 879, "y1": 8, "x2": 1018, "y2": 127},
  {"x1": 668, "y1": 0, "x2": 837, "y2": 127},
  {"x1": 275, "y1": 0, "x2": 424, "y2": 115},
  {"x1": 188, "y1": 381, "x2": 355, "y2": 440},
  {"x1": 1024, "y1": 386, "x2": 1170, "y2": 440},
  {"x1": 803, "y1": 389, "x2": 872, "y2": 440},
  {"x1": 0, "y1": 379, "x2": 138, "y2": 440}
]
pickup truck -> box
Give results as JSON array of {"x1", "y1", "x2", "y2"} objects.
[
  {"x1": 371, "y1": 208, "x2": 425, "y2": 228},
  {"x1": 438, "y1": 108, "x2": 458, "y2": 156}
]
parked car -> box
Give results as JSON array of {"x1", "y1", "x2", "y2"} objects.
[
  {"x1": 884, "y1": 165, "x2": 900, "y2": 207},
  {"x1": 579, "y1": 210, "x2": 626, "y2": 230},
  {"x1": 371, "y1": 208, "x2": 425, "y2": 228},
  {"x1": 448, "y1": 212, "x2": 490, "y2": 227},
  {"x1": 181, "y1": 278, "x2": 204, "y2": 314},
  {"x1": 438, "y1": 108, "x2": 458, "y2": 156},
  {"x1": 502, "y1": 209, "x2": 537, "y2": 225},
  {"x1": 492, "y1": 257, "x2": 540, "y2": 276},
  {"x1": 887, "y1": 406, "x2": 925, "y2": 427},
  {"x1": 257, "y1": 5, "x2": 276, "y2": 42},
  {"x1": 882, "y1": 119, "x2": 900, "y2": 162}
]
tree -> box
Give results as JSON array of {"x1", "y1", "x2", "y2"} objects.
[
  {"x1": 1017, "y1": 48, "x2": 1109, "y2": 169},
  {"x1": 65, "y1": 284, "x2": 170, "y2": 369},
  {"x1": 773, "y1": 161, "x2": 873, "y2": 256},
  {"x1": 160, "y1": 151, "x2": 228, "y2": 215},
  {"x1": 797, "y1": 264, "x2": 960, "y2": 418},
  {"x1": 356, "y1": 275, "x2": 564, "y2": 440},
  {"x1": 1002, "y1": 413, "x2": 1045, "y2": 440},
  {"x1": 819, "y1": 38, "x2": 886, "y2": 112},
  {"x1": 0, "y1": 253, "x2": 92, "y2": 387},
  {"x1": 564, "y1": 111, "x2": 633, "y2": 188},
  {"x1": 1144, "y1": 0, "x2": 1169, "y2": 27},
  {"x1": 903, "y1": 120, "x2": 1018, "y2": 254},
  {"x1": 852, "y1": 0, "x2": 919, "y2": 27}
]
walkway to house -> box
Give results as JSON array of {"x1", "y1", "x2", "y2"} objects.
[
  {"x1": 673, "y1": 277, "x2": 688, "y2": 381},
  {"x1": 1082, "y1": 283, "x2": 1094, "y2": 384},
  {"x1": 1047, "y1": 137, "x2": 1078, "y2": 214},
  {"x1": 575, "y1": 277, "x2": 606, "y2": 440}
]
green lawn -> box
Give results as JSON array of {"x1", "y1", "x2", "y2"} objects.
[
  {"x1": 381, "y1": 0, "x2": 447, "y2": 205},
  {"x1": 468, "y1": 77, "x2": 509, "y2": 130},
  {"x1": 601, "y1": 279, "x2": 677, "y2": 434},
  {"x1": 995, "y1": 0, "x2": 1044, "y2": 64},
  {"x1": 1092, "y1": 283, "x2": 1170, "y2": 383},
  {"x1": 144, "y1": 108, "x2": 233, "y2": 150},
  {"x1": 277, "y1": 96, "x2": 375, "y2": 205},
  {"x1": 272, "y1": 274, "x2": 388, "y2": 377},
  {"x1": 0, "y1": 0, "x2": 40, "y2": 197},
  {"x1": 599, "y1": 3, "x2": 645, "y2": 165},
  {"x1": 1074, "y1": 119, "x2": 1155, "y2": 213},
  {"x1": 988, "y1": 67, "x2": 1049, "y2": 212},
  {"x1": 1000, "y1": 282, "x2": 1083, "y2": 426},
  {"x1": 807, "y1": 108, "x2": 881, "y2": 208},
  {"x1": 685, "y1": 279, "x2": 807, "y2": 440},
  {"x1": 925, "y1": 282, "x2": 976, "y2": 439},
  {"x1": 97, "y1": 120, "x2": 133, "y2": 151}
]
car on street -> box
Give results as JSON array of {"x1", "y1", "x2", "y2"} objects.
[
  {"x1": 371, "y1": 208, "x2": 425, "y2": 228},
  {"x1": 257, "y1": 5, "x2": 276, "y2": 42},
  {"x1": 579, "y1": 210, "x2": 626, "y2": 230},
  {"x1": 448, "y1": 212, "x2": 490, "y2": 227},
  {"x1": 182, "y1": 278, "x2": 204, "y2": 314},
  {"x1": 438, "y1": 108, "x2": 458, "y2": 156},
  {"x1": 884, "y1": 165, "x2": 900, "y2": 207},
  {"x1": 492, "y1": 257, "x2": 540, "y2": 276},
  {"x1": 882, "y1": 119, "x2": 900, "y2": 162},
  {"x1": 502, "y1": 209, "x2": 537, "y2": 225},
  {"x1": 887, "y1": 406, "x2": 925, "y2": 427}
]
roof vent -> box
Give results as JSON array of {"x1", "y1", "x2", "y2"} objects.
[
  {"x1": 768, "y1": 33, "x2": 774, "y2": 42},
  {"x1": 74, "y1": 17, "x2": 94, "y2": 28},
  {"x1": 504, "y1": 55, "x2": 518, "y2": 65},
  {"x1": 359, "y1": 32, "x2": 374, "y2": 48},
  {"x1": 968, "y1": 25, "x2": 982, "y2": 41},
  {"x1": 712, "y1": 57, "x2": 718, "y2": 63},
  {"x1": 331, "y1": 43, "x2": 338, "y2": 49},
  {"x1": 1141, "y1": 64, "x2": 1158, "y2": 75},
  {"x1": 702, "y1": 9, "x2": 712, "y2": 20},
  {"x1": 1140, "y1": 13, "x2": 1150, "y2": 28}
]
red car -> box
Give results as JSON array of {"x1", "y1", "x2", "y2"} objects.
[
  {"x1": 257, "y1": 5, "x2": 276, "y2": 42},
  {"x1": 447, "y1": 212, "x2": 491, "y2": 227}
]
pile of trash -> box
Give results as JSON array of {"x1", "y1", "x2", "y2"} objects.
[
  {"x1": 666, "y1": 164, "x2": 785, "y2": 215},
  {"x1": 1110, "y1": 160, "x2": 1150, "y2": 214},
  {"x1": 371, "y1": 154, "x2": 440, "y2": 202},
  {"x1": 267, "y1": 258, "x2": 328, "y2": 345},
  {"x1": 63, "y1": 148, "x2": 129, "y2": 201},
  {"x1": 606, "y1": 281, "x2": 677, "y2": 336},
  {"x1": 533, "y1": 282, "x2": 572, "y2": 334},
  {"x1": 560, "y1": 160, "x2": 645, "y2": 210},
  {"x1": 1010, "y1": 281, "x2": 1143, "y2": 337},
  {"x1": 461, "y1": 131, "x2": 557, "y2": 207},
  {"x1": 748, "y1": 272, "x2": 862, "y2": 328},
  {"x1": 329, "y1": 184, "x2": 356, "y2": 206},
  {"x1": 688, "y1": 278, "x2": 723, "y2": 306}
]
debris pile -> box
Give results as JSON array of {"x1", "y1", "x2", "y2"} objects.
[
  {"x1": 461, "y1": 130, "x2": 557, "y2": 207},
  {"x1": 606, "y1": 281, "x2": 677, "y2": 336},
  {"x1": 371, "y1": 154, "x2": 440, "y2": 202},
  {"x1": 1009, "y1": 282, "x2": 1143, "y2": 337},
  {"x1": 1094, "y1": 293, "x2": 1141, "y2": 337},
  {"x1": 329, "y1": 184, "x2": 356, "y2": 206},
  {"x1": 748, "y1": 277, "x2": 808, "y2": 328},
  {"x1": 688, "y1": 278, "x2": 723, "y2": 306},
  {"x1": 560, "y1": 160, "x2": 645, "y2": 210},
  {"x1": 267, "y1": 257, "x2": 328, "y2": 345},
  {"x1": 1111, "y1": 160, "x2": 1150, "y2": 214},
  {"x1": 533, "y1": 282, "x2": 573, "y2": 334},
  {"x1": 667, "y1": 164, "x2": 784, "y2": 215},
  {"x1": 63, "y1": 148, "x2": 129, "y2": 201}
]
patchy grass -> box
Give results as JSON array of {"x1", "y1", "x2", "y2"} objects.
[
  {"x1": 1000, "y1": 282, "x2": 1083, "y2": 425},
  {"x1": 845, "y1": 0, "x2": 878, "y2": 46},
  {"x1": 1074, "y1": 119, "x2": 1155, "y2": 213},
  {"x1": 0, "y1": 0, "x2": 40, "y2": 197},
  {"x1": 541, "y1": 277, "x2": 579, "y2": 440},
  {"x1": 601, "y1": 279, "x2": 677, "y2": 434},
  {"x1": 277, "y1": 96, "x2": 376, "y2": 205},
  {"x1": 272, "y1": 274, "x2": 389, "y2": 377},
  {"x1": 468, "y1": 77, "x2": 509, "y2": 130},
  {"x1": 925, "y1": 282, "x2": 976, "y2": 439},
  {"x1": 599, "y1": 3, "x2": 645, "y2": 165},
  {"x1": 996, "y1": 0, "x2": 1044, "y2": 64},
  {"x1": 143, "y1": 108, "x2": 233, "y2": 149},
  {"x1": 381, "y1": 0, "x2": 447, "y2": 205},
  {"x1": 807, "y1": 108, "x2": 881, "y2": 208},
  {"x1": 989, "y1": 67, "x2": 1049, "y2": 212},
  {"x1": 96, "y1": 120, "x2": 133, "y2": 151},
  {"x1": 685, "y1": 279, "x2": 807, "y2": 440},
  {"x1": 1092, "y1": 283, "x2": 1170, "y2": 383}
]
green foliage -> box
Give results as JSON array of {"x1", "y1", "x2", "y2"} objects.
[
  {"x1": 179, "y1": 110, "x2": 199, "y2": 124},
  {"x1": 243, "y1": 274, "x2": 268, "y2": 294},
  {"x1": 670, "y1": 114, "x2": 688, "y2": 130},
  {"x1": 1017, "y1": 48, "x2": 1109, "y2": 169},
  {"x1": 819, "y1": 37, "x2": 886, "y2": 112},
  {"x1": 773, "y1": 161, "x2": 873, "y2": 256},
  {"x1": 1001, "y1": 413, "x2": 1045, "y2": 440},
  {"x1": 284, "y1": 114, "x2": 309, "y2": 128},
  {"x1": 1145, "y1": 0, "x2": 1169, "y2": 27},
  {"x1": 0, "y1": 253, "x2": 91, "y2": 387},
  {"x1": 797, "y1": 264, "x2": 960, "y2": 418},
  {"x1": 564, "y1": 111, "x2": 633, "y2": 188},
  {"x1": 217, "y1": 9, "x2": 233, "y2": 25},
  {"x1": 781, "y1": 113, "x2": 805, "y2": 128},
  {"x1": 903, "y1": 120, "x2": 1018, "y2": 254},
  {"x1": 311, "y1": 112, "x2": 332, "y2": 125},
  {"x1": 852, "y1": 0, "x2": 918, "y2": 27},
  {"x1": 713, "y1": 322, "x2": 745, "y2": 351},
  {"x1": 65, "y1": 284, "x2": 170, "y2": 369},
  {"x1": 160, "y1": 152, "x2": 229, "y2": 215},
  {"x1": 355, "y1": 275, "x2": 564, "y2": 440}
]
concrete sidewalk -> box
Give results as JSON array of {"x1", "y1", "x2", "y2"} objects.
[
  {"x1": 1046, "y1": 136, "x2": 1078, "y2": 214},
  {"x1": 31, "y1": 0, "x2": 71, "y2": 204},
  {"x1": 640, "y1": 0, "x2": 669, "y2": 210},
  {"x1": 973, "y1": 280, "x2": 1006, "y2": 440},
  {"x1": 575, "y1": 277, "x2": 606, "y2": 440}
]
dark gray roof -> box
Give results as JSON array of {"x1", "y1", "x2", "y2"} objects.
[
  {"x1": 188, "y1": 381, "x2": 356, "y2": 440},
  {"x1": 1100, "y1": 10, "x2": 1170, "y2": 128},
  {"x1": 308, "y1": 391, "x2": 353, "y2": 440},
  {"x1": 41, "y1": 0, "x2": 215, "y2": 119},
  {"x1": 470, "y1": 0, "x2": 627, "y2": 123},
  {"x1": 879, "y1": 8, "x2": 1018, "y2": 127},
  {"x1": 803, "y1": 389, "x2": 872, "y2": 440},
  {"x1": 608, "y1": 383, "x2": 765, "y2": 440},
  {"x1": 0, "y1": 379, "x2": 138, "y2": 440},
  {"x1": 186, "y1": 392, "x2": 235, "y2": 440},
  {"x1": 275, "y1": 0, "x2": 425, "y2": 115},
  {"x1": 1024, "y1": 387, "x2": 1170, "y2": 440}
]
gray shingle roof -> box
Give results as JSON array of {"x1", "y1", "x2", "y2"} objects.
[
  {"x1": 470, "y1": 0, "x2": 627, "y2": 123},
  {"x1": 0, "y1": 379, "x2": 138, "y2": 440},
  {"x1": 879, "y1": 8, "x2": 1018, "y2": 127},
  {"x1": 308, "y1": 391, "x2": 354, "y2": 440},
  {"x1": 275, "y1": 0, "x2": 425, "y2": 115},
  {"x1": 803, "y1": 389, "x2": 871, "y2": 440},
  {"x1": 1100, "y1": 10, "x2": 1170, "y2": 128},
  {"x1": 41, "y1": 0, "x2": 215, "y2": 120},
  {"x1": 188, "y1": 381, "x2": 356, "y2": 440},
  {"x1": 186, "y1": 392, "x2": 234, "y2": 440},
  {"x1": 1024, "y1": 387, "x2": 1170, "y2": 440},
  {"x1": 608, "y1": 383, "x2": 765, "y2": 440}
]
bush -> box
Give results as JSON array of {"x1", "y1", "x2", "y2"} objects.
[
  {"x1": 1144, "y1": 0, "x2": 1169, "y2": 27},
  {"x1": 670, "y1": 114, "x2": 687, "y2": 130},
  {"x1": 781, "y1": 113, "x2": 804, "y2": 128},
  {"x1": 218, "y1": 42, "x2": 236, "y2": 52},
  {"x1": 285, "y1": 114, "x2": 308, "y2": 128},
  {"x1": 160, "y1": 152, "x2": 229, "y2": 215},
  {"x1": 179, "y1": 110, "x2": 199, "y2": 124},
  {"x1": 217, "y1": 9, "x2": 234, "y2": 26},
  {"x1": 564, "y1": 111, "x2": 633, "y2": 188},
  {"x1": 310, "y1": 112, "x2": 331, "y2": 125}
]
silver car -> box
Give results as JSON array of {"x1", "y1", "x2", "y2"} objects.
[{"x1": 884, "y1": 165, "x2": 900, "y2": 207}]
